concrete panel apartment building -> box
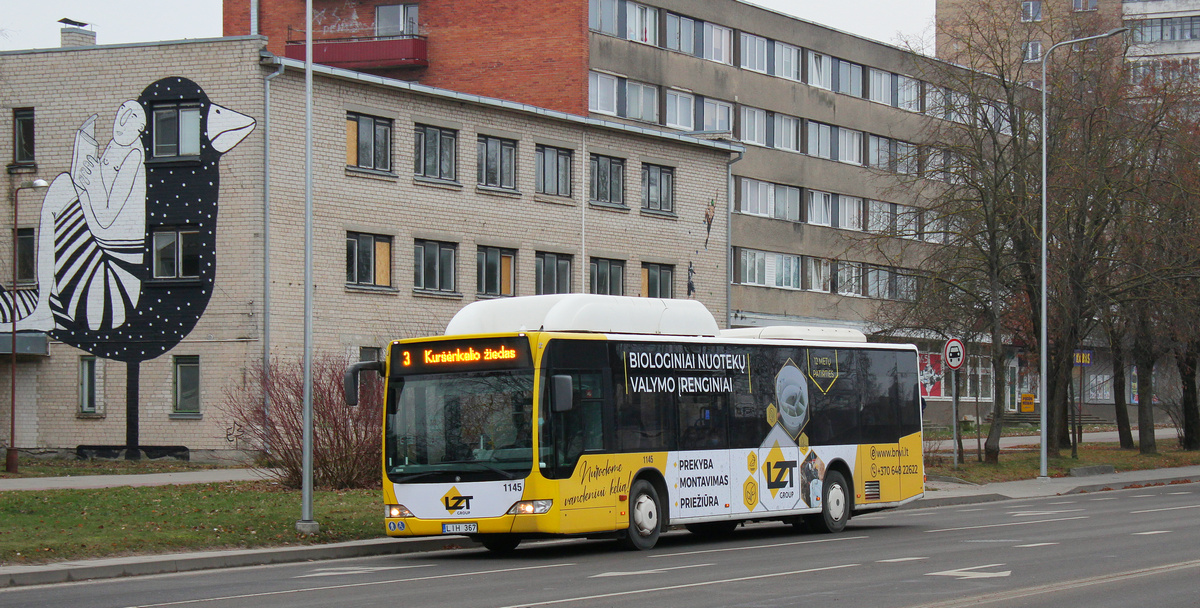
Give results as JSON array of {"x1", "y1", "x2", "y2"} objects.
[{"x1": 1, "y1": 35, "x2": 737, "y2": 458}]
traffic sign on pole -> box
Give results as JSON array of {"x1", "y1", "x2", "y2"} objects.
[{"x1": 944, "y1": 338, "x2": 965, "y2": 370}]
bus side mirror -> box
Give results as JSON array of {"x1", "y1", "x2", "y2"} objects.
[
  {"x1": 344, "y1": 360, "x2": 384, "y2": 406},
  {"x1": 551, "y1": 374, "x2": 574, "y2": 413}
]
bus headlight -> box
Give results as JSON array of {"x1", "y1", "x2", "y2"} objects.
[
  {"x1": 507, "y1": 500, "x2": 552, "y2": 515},
  {"x1": 386, "y1": 504, "x2": 413, "y2": 518}
]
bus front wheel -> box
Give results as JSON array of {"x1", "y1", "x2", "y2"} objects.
[
  {"x1": 621, "y1": 480, "x2": 662, "y2": 550},
  {"x1": 808, "y1": 470, "x2": 850, "y2": 533},
  {"x1": 480, "y1": 535, "x2": 521, "y2": 553}
]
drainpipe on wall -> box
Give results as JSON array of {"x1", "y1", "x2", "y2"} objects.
[
  {"x1": 262, "y1": 53, "x2": 285, "y2": 452},
  {"x1": 725, "y1": 149, "x2": 743, "y2": 329}
]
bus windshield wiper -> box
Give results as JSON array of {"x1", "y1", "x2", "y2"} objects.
[{"x1": 438, "y1": 460, "x2": 518, "y2": 479}]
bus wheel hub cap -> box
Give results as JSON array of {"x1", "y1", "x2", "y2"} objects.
[{"x1": 633, "y1": 495, "x2": 657, "y2": 536}]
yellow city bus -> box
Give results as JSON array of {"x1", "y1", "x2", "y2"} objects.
[{"x1": 346, "y1": 295, "x2": 924, "y2": 551}]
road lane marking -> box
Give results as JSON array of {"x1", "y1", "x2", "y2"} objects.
[
  {"x1": 963, "y1": 539, "x2": 1021, "y2": 543},
  {"x1": 650, "y1": 535, "x2": 867, "y2": 558},
  {"x1": 1130, "y1": 504, "x2": 1200, "y2": 514},
  {"x1": 905, "y1": 558, "x2": 1200, "y2": 608},
  {"x1": 1132, "y1": 494, "x2": 1156, "y2": 498},
  {"x1": 926, "y1": 516, "x2": 1087, "y2": 533},
  {"x1": 1089, "y1": 497, "x2": 1119, "y2": 501},
  {"x1": 494, "y1": 563, "x2": 860, "y2": 608},
  {"x1": 956, "y1": 508, "x2": 986, "y2": 512},
  {"x1": 878, "y1": 557, "x2": 928, "y2": 563},
  {"x1": 1133, "y1": 531, "x2": 1171, "y2": 535},
  {"x1": 293, "y1": 564, "x2": 433, "y2": 578},
  {"x1": 926, "y1": 564, "x2": 1011, "y2": 580},
  {"x1": 1168, "y1": 491, "x2": 1192, "y2": 495},
  {"x1": 1047, "y1": 501, "x2": 1075, "y2": 505},
  {"x1": 122, "y1": 563, "x2": 574, "y2": 607},
  {"x1": 1014, "y1": 542, "x2": 1058, "y2": 548},
  {"x1": 1007, "y1": 509, "x2": 1084, "y2": 517},
  {"x1": 590, "y1": 563, "x2": 713, "y2": 578}
]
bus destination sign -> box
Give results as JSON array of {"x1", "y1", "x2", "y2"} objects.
[{"x1": 391, "y1": 337, "x2": 532, "y2": 375}]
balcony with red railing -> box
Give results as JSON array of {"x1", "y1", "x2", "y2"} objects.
[{"x1": 284, "y1": 27, "x2": 427, "y2": 71}]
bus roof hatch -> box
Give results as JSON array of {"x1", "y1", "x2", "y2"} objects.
[{"x1": 444, "y1": 294, "x2": 720, "y2": 337}]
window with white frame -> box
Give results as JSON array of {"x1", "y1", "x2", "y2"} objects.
[
  {"x1": 925, "y1": 86, "x2": 946, "y2": 119},
  {"x1": 836, "y1": 59, "x2": 863, "y2": 96},
  {"x1": 478, "y1": 246, "x2": 515, "y2": 296},
  {"x1": 837, "y1": 196, "x2": 862, "y2": 230},
  {"x1": 923, "y1": 211, "x2": 944, "y2": 243},
  {"x1": 665, "y1": 13, "x2": 695, "y2": 54},
  {"x1": 740, "y1": 178, "x2": 772, "y2": 216},
  {"x1": 866, "y1": 266, "x2": 891, "y2": 299},
  {"x1": 808, "y1": 51, "x2": 832, "y2": 89},
  {"x1": 740, "y1": 249, "x2": 768, "y2": 285},
  {"x1": 1023, "y1": 40, "x2": 1043, "y2": 63},
  {"x1": 346, "y1": 112, "x2": 391, "y2": 171},
  {"x1": 807, "y1": 190, "x2": 832, "y2": 226},
  {"x1": 898, "y1": 76, "x2": 921, "y2": 112},
  {"x1": 414, "y1": 125, "x2": 456, "y2": 181},
  {"x1": 774, "y1": 184, "x2": 801, "y2": 222},
  {"x1": 590, "y1": 154, "x2": 625, "y2": 205},
  {"x1": 704, "y1": 98, "x2": 733, "y2": 132},
  {"x1": 641, "y1": 263, "x2": 674, "y2": 298},
  {"x1": 838, "y1": 128, "x2": 863, "y2": 165},
  {"x1": 776, "y1": 253, "x2": 802, "y2": 289},
  {"x1": 642, "y1": 164, "x2": 674, "y2": 213},
  {"x1": 774, "y1": 114, "x2": 801, "y2": 152},
  {"x1": 627, "y1": 3, "x2": 658, "y2": 44},
  {"x1": 868, "y1": 68, "x2": 892, "y2": 105},
  {"x1": 775, "y1": 42, "x2": 802, "y2": 81},
  {"x1": 1073, "y1": 0, "x2": 1097, "y2": 11},
  {"x1": 1021, "y1": 1, "x2": 1042, "y2": 22},
  {"x1": 376, "y1": 4, "x2": 419, "y2": 36},
  {"x1": 536, "y1": 252, "x2": 573, "y2": 294},
  {"x1": 836, "y1": 261, "x2": 862, "y2": 295},
  {"x1": 589, "y1": 0, "x2": 619, "y2": 35},
  {"x1": 806, "y1": 257, "x2": 831, "y2": 292},
  {"x1": 174, "y1": 355, "x2": 200, "y2": 414},
  {"x1": 896, "y1": 141, "x2": 918, "y2": 175},
  {"x1": 703, "y1": 22, "x2": 733, "y2": 64},
  {"x1": 79, "y1": 356, "x2": 97, "y2": 414},
  {"x1": 868, "y1": 135, "x2": 891, "y2": 170},
  {"x1": 741, "y1": 106, "x2": 767, "y2": 145},
  {"x1": 590, "y1": 258, "x2": 625, "y2": 295},
  {"x1": 478, "y1": 135, "x2": 517, "y2": 190},
  {"x1": 741, "y1": 33, "x2": 769, "y2": 72},
  {"x1": 152, "y1": 229, "x2": 200, "y2": 279},
  {"x1": 895, "y1": 204, "x2": 921, "y2": 239},
  {"x1": 894, "y1": 270, "x2": 917, "y2": 302},
  {"x1": 948, "y1": 91, "x2": 971, "y2": 124},
  {"x1": 808, "y1": 121, "x2": 832, "y2": 159},
  {"x1": 347, "y1": 232, "x2": 392, "y2": 287},
  {"x1": 535, "y1": 144, "x2": 572, "y2": 197},
  {"x1": 151, "y1": 103, "x2": 201, "y2": 159},
  {"x1": 625, "y1": 81, "x2": 658, "y2": 122},
  {"x1": 868, "y1": 200, "x2": 894, "y2": 233},
  {"x1": 665, "y1": 90, "x2": 695, "y2": 129},
  {"x1": 414, "y1": 239, "x2": 456, "y2": 292},
  {"x1": 589, "y1": 71, "x2": 618, "y2": 115}
]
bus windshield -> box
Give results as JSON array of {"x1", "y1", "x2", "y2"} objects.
[{"x1": 385, "y1": 370, "x2": 535, "y2": 483}]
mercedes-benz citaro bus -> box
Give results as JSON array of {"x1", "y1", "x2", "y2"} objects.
[{"x1": 345, "y1": 294, "x2": 924, "y2": 552}]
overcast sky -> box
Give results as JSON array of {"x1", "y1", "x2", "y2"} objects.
[{"x1": 0, "y1": 0, "x2": 935, "y2": 53}]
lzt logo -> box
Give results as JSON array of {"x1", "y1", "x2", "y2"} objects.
[
  {"x1": 443, "y1": 494, "x2": 473, "y2": 512},
  {"x1": 765, "y1": 460, "x2": 796, "y2": 490}
]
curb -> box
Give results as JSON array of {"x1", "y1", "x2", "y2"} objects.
[
  {"x1": 903, "y1": 493, "x2": 1010, "y2": 509},
  {"x1": 1, "y1": 536, "x2": 480, "y2": 588},
  {"x1": 1064, "y1": 475, "x2": 1200, "y2": 495}
]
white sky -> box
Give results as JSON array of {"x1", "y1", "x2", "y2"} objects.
[{"x1": 0, "y1": 0, "x2": 935, "y2": 53}]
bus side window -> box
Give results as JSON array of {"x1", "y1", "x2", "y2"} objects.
[{"x1": 860, "y1": 351, "x2": 901, "y2": 444}]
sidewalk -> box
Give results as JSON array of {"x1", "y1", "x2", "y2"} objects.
[
  {"x1": 3, "y1": 460, "x2": 1199, "y2": 588},
  {"x1": 925, "y1": 426, "x2": 1177, "y2": 452}
]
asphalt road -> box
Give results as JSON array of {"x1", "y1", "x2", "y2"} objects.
[{"x1": 3, "y1": 484, "x2": 1197, "y2": 608}]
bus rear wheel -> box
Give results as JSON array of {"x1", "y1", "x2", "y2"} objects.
[
  {"x1": 808, "y1": 470, "x2": 850, "y2": 533},
  {"x1": 480, "y1": 535, "x2": 521, "y2": 553},
  {"x1": 621, "y1": 480, "x2": 662, "y2": 550}
]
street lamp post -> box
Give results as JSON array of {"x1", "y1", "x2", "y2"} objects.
[
  {"x1": 1039, "y1": 27, "x2": 1127, "y2": 479},
  {"x1": 8, "y1": 178, "x2": 49, "y2": 474}
]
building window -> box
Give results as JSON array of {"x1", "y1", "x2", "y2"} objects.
[
  {"x1": 774, "y1": 184, "x2": 801, "y2": 222},
  {"x1": 477, "y1": 135, "x2": 517, "y2": 190},
  {"x1": 806, "y1": 257, "x2": 831, "y2": 292},
  {"x1": 173, "y1": 355, "x2": 200, "y2": 415},
  {"x1": 13, "y1": 108, "x2": 34, "y2": 164},
  {"x1": 16, "y1": 228, "x2": 34, "y2": 285},
  {"x1": 774, "y1": 114, "x2": 801, "y2": 152},
  {"x1": 346, "y1": 112, "x2": 391, "y2": 172},
  {"x1": 79, "y1": 356, "x2": 97, "y2": 414},
  {"x1": 477, "y1": 246, "x2": 515, "y2": 296},
  {"x1": 868, "y1": 135, "x2": 892, "y2": 170},
  {"x1": 666, "y1": 90, "x2": 695, "y2": 130},
  {"x1": 1021, "y1": 1, "x2": 1041, "y2": 22},
  {"x1": 739, "y1": 178, "x2": 798, "y2": 222},
  {"x1": 625, "y1": 81, "x2": 659, "y2": 122},
  {"x1": 837, "y1": 196, "x2": 863, "y2": 230},
  {"x1": 536, "y1": 145, "x2": 572, "y2": 197},
  {"x1": 642, "y1": 263, "x2": 673, "y2": 298},
  {"x1": 898, "y1": 76, "x2": 922, "y2": 112},
  {"x1": 836, "y1": 60, "x2": 863, "y2": 97},
  {"x1": 838, "y1": 128, "x2": 863, "y2": 165},
  {"x1": 868, "y1": 200, "x2": 895, "y2": 234},
  {"x1": 152, "y1": 229, "x2": 200, "y2": 279},
  {"x1": 376, "y1": 4, "x2": 419, "y2": 35},
  {"x1": 894, "y1": 271, "x2": 917, "y2": 302},
  {"x1": 741, "y1": 106, "x2": 768, "y2": 145},
  {"x1": 1073, "y1": 0, "x2": 1097, "y2": 11},
  {"x1": 741, "y1": 33, "x2": 769, "y2": 73},
  {"x1": 836, "y1": 261, "x2": 862, "y2": 296},
  {"x1": 589, "y1": 0, "x2": 619, "y2": 35},
  {"x1": 896, "y1": 141, "x2": 919, "y2": 175},
  {"x1": 536, "y1": 252, "x2": 572, "y2": 294},
  {"x1": 807, "y1": 190, "x2": 832, "y2": 226},
  {"x1": 896, "y1": 204, "x2": 921, "y2": 239},
  {"x1": 775, "y1": 43, "x2": 802, "y2": 81},
  {"x1": 740, "y1": 249, "x2": 768, "y2": 286},
  {"x1": 414, "y1": 239, "x2": 456, "y2": 292},
  {"x1": 808, "y1": 51, "x2": 832, "y2": 89},
  {"x1": 866, "y1": 266, "x2": 891, "y2": 299},
  {"x1": 1023, "y1": 40, "x2": 1043, "y2": 63},
  {"x1": 868, "y1": 68, "x2": 892, "y2": 105},
  {"x1": 151, "y1": 103, "x2": 201, "y2": 158},
  {"x1": 627, "y1": 3, "x2": 658, "y2": 44},
  {"x1": 703, "y1": 99, "x2": 733, "y2": 132},
  {"x1": 590, "y1": 154, "x2": 625, "y2": 205},
  {"x1": 642, "y1": 164, "x2": 674, "y2": 213},
  {"x1": 666, "y1": 13, "x2": 695, "y2": 54},
  {"x1": 589, "y1": 71, "x2": 618, "y2": 115},
  {"x1": 703, "y1": 22, "x2": 733, "y2": 64},
  {"x1": 590, "y1": 258, "x2": 625, "y2": 295},
  {"x1": 807, "y1": 121, "x2": 832, "y2": 159},
  {"x1": 776, "y1": 254, "x2": 801, "y2": 289},
  {"x1": 346, "y1": 232, "x2": 392, "y2": 287},
  {"x1": 414, "y1": 125, "x2": 456, "y2": 181}
]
